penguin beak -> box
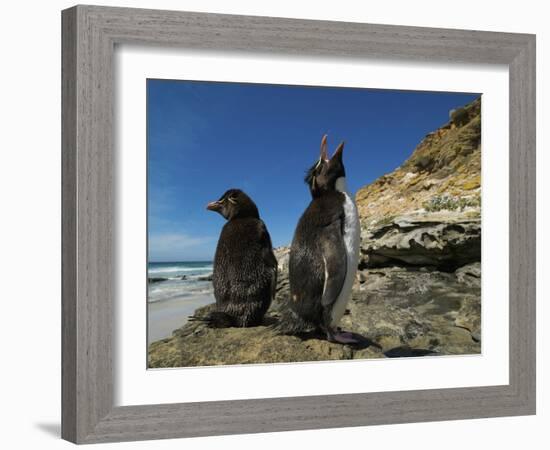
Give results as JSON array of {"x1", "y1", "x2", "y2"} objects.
[
  {"x1": 206, "y1": 200, "x2": 222, "y2": 212},
  {"x1": 331, "y1": 142, "x2": 344, "y2": 162},
  {"x1": 320, "y1": 134, "x2": 329, "y2": 162}
]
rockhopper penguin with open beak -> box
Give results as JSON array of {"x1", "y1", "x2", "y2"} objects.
[
  {"x1": 277, "y1": 135, "x2": 361, "y2": 344},
  {"x1": 199, "y1": 189, "x2": 277, "y2": 328}
]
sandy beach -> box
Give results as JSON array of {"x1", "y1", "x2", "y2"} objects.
[
  {"x1": 147, "y1": 261, "x2": 215, "y2": 345},
  {"x1": 148, "y1": 293, "x2": 214, "y2": 345}
]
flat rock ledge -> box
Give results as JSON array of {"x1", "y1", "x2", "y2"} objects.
[
  {"x1": 148, "y1": 305, "x2": 384, "y2": 368},
  {"x1": 360, "y1": 213, "x2": 481, "y2": 271}
]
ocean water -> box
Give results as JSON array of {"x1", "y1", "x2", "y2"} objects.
[{"x1": 147, "y1": 261, "x2": 214, "y2": 304}]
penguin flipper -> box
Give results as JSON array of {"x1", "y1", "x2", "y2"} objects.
[{"x1": 319, "y1": 220, "x2": 347, "y2": 325}]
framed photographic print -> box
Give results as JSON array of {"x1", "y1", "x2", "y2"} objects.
[
  {"x1": 62, "y1": 5, "x2": 536, "y2": 444},
  {"x1": 145, "y1": 81, "x2": 483, "y2": 367}
]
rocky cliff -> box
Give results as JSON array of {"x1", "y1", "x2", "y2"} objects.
[
  {"x1": 356, "y1": 98, "x2": 481, "y2": 271},
  {"x1": 149, "y1": 98, "x2": 482, "y2": 368}
]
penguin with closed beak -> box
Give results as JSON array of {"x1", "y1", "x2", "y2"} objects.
[
  {"x1": 199, "y1": 189, "x2": 277, "y2": 328},
  {"x1": 277, "y1": 135, "x2": 361, "y2": 344}
]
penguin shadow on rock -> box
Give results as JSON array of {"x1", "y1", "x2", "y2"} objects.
[
  {"x1": 189, "y1": 189, "x2": 278, "y2": 328},
  {"x1": 273, "y1": 135, "x2": 374, "y2": 350}
]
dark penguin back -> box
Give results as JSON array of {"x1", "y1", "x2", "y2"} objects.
[
  {"x1": 213, "y1": 216, "x2": 277, "y2": 327},
  {"x1": 283, "y1": 190, "x2": 347, "y2": 334}
]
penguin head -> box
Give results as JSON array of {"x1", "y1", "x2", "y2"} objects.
[
  {"x1": 304, "y1": 134, "x2": 346, "y2": 197},
  {"x1": 206, "y1": 189, "x2": 260, "y2": 220}
]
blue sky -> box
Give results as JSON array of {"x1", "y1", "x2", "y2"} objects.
[{"x1": 147, "y1": 79, "x2": 479, "y2": 262}]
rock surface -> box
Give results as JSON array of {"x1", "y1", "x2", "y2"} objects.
[
  {"x1": 149, "y1": 305, "x2": 383, "y2": 368},
  {"x1": 360, "y1": 213, "x2": 481, "y2": 271},
  {"x1": 148, "y1": 277, "x2": 168, "y2": 283},
  {"x1": 148, "y1": 98, "x2": 482, "y2": 367},
  {"x1": 357, "y1": 99, "x2": 481, "y2": 270},
  {"x1": 197, "y1": 273, "x2": 213, "y2": 281},
  {"x1": 355, "y1": 98, "x2": 481, "y2": 227},
  {"x1": 344, "y1": 265, "x2": 481, "y2": 354}
]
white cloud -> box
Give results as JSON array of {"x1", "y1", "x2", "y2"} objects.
[{"x1": 149, "y1": 232, "x2": 214, "y2": 261}]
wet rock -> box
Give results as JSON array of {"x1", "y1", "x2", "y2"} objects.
[{"x1": 148, "y1": 277, "x2": 168, "y2": 283}]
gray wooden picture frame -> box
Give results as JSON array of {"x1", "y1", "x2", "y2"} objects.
[{"x1": 61, "y1": 4, "x2": 536, "y2": 444}]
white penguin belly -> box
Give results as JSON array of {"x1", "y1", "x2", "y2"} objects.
[{"x1": 330, "y1": 177, "x2": 361, "y2": 327}]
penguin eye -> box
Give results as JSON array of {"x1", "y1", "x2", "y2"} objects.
[{"x1": 227, "y1": 195, "x2": 237, "y2": 204}]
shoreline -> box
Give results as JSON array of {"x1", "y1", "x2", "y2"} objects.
[{"x1": 147, "y1": 293, "x2": 214, "y2": 345}]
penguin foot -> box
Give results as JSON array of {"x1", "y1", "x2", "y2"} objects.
[
  {"x1": 188, "y1": 311, "x2": 236, "y2": 328},
  {"x1": 327, "y1": 330, "x2": 361, "y2": 345}
]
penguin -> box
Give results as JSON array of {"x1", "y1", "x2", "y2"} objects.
[
  {"x1": 278, "y1": 135, "x2": 361, "y2": 344},
  {"x1": 200, "y1": 189, "x2": 277, "y2": 328}
]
